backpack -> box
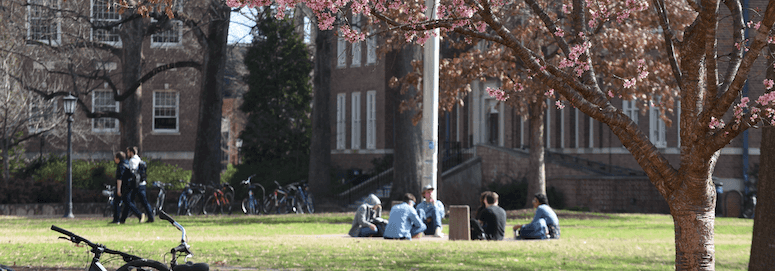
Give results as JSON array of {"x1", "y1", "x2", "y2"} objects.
[{"x1": 130, "y1": 160, "x2": 147, "y2": 188}]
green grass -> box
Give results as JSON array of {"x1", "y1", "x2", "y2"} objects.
[{"x1": 0, "y1": 211, "x2": 753, "y2": 270}]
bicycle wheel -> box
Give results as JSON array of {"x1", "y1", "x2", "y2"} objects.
[
  {"x1": 263, "y1": 196, "x2": 276, "y2": 214},
  {"x1": 203, "y1": 195, "x2": 220, "y2": 215},
  {"x1": 154, "y1": 190, "x2": 166, "y2": 216},
  {"x1": 177, "y1": 194, "x2": 187, "y2": 216},
  {"x1": 116, "y1": 259, "x2": 169, "y2": 271},
  {"x1": 305, "y1": 193, "x2": 315, "y2": 214},
  {"x1": 294, "y1": 194, "x2": 305, "y2": 214},
  {"x1": 187, "y1": 194, "x2": 203, "y2": 215},
  {"x1": 103, "y1": 203, "x2": 112, "y2": 217},
  {"x1": 241, "y1": 198, "x2": 252, "y2": 214},
  {"x1": 224, "y1": 191, "x2": 234, "y2": 215}
]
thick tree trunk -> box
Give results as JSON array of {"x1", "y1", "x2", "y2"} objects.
[
  {"x1": 2, "y1": 138, "x2": 9, "y2": 184},
  {"x1": 524, "y1": 100, "x2": 546, "y2": 208},
  {"x1": 308, "y1": 29, "x2": 332, "y2": 198},
  {"x1": 749, "y1": 126, "x2": 775, "y2": 270},
  {"x1": 119, "y1": 18, "x2": 144, "y2": 150},
  {"x1": 390, "y1": 46, "x2": 423, "y2": 203},
  {"x1": 191, "y1": 1, "x2": 229, "y2": 184},
  {"x1": 665, "y1": 172, "x2": 716, "y2": 270}
]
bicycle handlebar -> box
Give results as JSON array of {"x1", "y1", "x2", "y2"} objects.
[{"x1": 51, "y1": 225, "x2": 143, "y2": 262}]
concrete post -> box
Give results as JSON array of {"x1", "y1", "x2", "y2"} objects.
[
  {"x1": 422, "y1": 0, "x2": 440, "y2": 198},
  {"x1": 449, "y1": 205, "x2": 470, "y2": 240}
]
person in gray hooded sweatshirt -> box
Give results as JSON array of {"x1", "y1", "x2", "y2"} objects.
[{"x1": 348, "y1": 194, "x2": 388, "y2": 237}]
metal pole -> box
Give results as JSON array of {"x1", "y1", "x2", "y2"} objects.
[
  {"x1": 422, "y1": 0, "x2": 440, "y2": 198},
  {"x1": 64, "y1": 115, "x2": 74, "y2": 218}
]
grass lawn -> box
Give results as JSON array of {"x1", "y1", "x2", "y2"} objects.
[{"x1": 0, "y1": 211, "x2": 752, "y2": 270}]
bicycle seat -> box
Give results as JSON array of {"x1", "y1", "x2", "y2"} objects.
[{"x1": 172, "y1": 262, "x2": 209, "y2": 271}]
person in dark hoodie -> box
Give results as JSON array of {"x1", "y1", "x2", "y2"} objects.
[{"x1": 348, "y1": 194, "x2": 387, "y2": 237}]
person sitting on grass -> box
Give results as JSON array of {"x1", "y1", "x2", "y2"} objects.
[
  {"x1": 383, "y1": 193, "x2": 426, "y2": 240},
  {"x1": 416, "y1": 184, "x2": 445, "y2": 237},
  {"x1": 513, "y1": 193, "x2": 560, "y2": 240},
  {"x1": 348, "y1": 194, "x2": 387, "y2": 237},
  {"x1": 479, "y1": 191, "x2": 507, "y2": 240}
]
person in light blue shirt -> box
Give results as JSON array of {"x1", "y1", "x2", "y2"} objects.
[
  {"x1": 383, "y1": 193, "x2": 426, "y2": 240},
  {"x1": 415, "y1": 184, "x2": 445, "y2": 237},
  {"x1": 513, "y1": 193, "x2": 560, "y2": 239}
]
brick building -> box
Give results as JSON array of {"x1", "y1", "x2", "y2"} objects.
[
  {"x1": 10, "y1": 0, "x2": 243, "y2": 170},
  {"x1": 328, "y1": 7, "x2": 763, "y2": 214}
]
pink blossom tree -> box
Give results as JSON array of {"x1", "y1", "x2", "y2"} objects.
[{"x1": 229, "y1": 0, "x2": 775, "y2": 269}]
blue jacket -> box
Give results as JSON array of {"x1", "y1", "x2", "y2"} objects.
[
  {"x1": 384, "y1": 202, "x2": 426, "y2": 239},
  {"x1": 532, "y1": 204, "x2": 559, "y2": 227}
]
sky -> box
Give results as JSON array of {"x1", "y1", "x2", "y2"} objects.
[{"x1": 229, "y1": 11, "x2": 254, "y2": 44}]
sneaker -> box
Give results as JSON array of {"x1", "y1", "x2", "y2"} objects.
[
  {"x1": 108, "y1": 221, "x2": 120, "y2": 225},
  {"x1": 140, "y1": 213, "x2": 148, "y2": 223},
  {"x1": 434, "y1": 227, "x2": 444, "y2": 237}
]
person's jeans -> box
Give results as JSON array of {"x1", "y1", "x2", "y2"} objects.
[
  {"x1": 112, "y1": 191, "x2": 121, "y2": 223},
  {"x1": 119, "y1": 187, "x2": 143, "y2": 223},
  {"x1": 358, "y1": 227, "x2": 379, "y2": 237},
  {"x1": 132, "y1": 185, "x2": 154, "y2": 220},
  {"x1": 421, "y1": 207, "x2": 442, "y2": 235}
]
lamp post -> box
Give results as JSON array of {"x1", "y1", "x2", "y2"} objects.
[
  {"x1": 235, "y1": 139, "x2": 243, "y2": 165},
  {"x1": 62, "y1": 94, "x2": 77, "y2": 218}
]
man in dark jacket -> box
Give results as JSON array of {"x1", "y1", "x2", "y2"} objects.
[
  {"x1": 479, "y1": 191, "x2": 507, "y2": 240},
  {"x1": 113, "y1": 151, "x2": 143, "y2": 224}
]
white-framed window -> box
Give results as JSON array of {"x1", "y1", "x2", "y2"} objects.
[
  {"x1": 366, "y1": 91, "x2": 376, "y2": 149},
  {"x1": 336, "y1": 93, "x2": 346, "y2": 149},
  {"x1": 649, "y1": 98, "x2": 667, "y2": 148},
  {"x1": 351, "y1": 14, "x2": 361, "y2": 67},
  {"x1": 91, "y1": 0, "x2": 121, "y2": 46},
  {"x1": 337, "y1": 34, "x2": 347, "y2": 68},
  {"x1": 92, "y1": 90, "x2": 119, "y2": 133},
  {"x1": 150, "y1": 1, "x2": 183, "y2": 48},
  {"x1": 28, "y1": 98, "x2": 57, "y2": 133},
  {"x1": 366, "y1": 33, "x2": 377, "y2": 65},
  {"x1": 351, "y1": 92, "x2": 361, "y2": 149},
  {"x1": 27, "y1": 0, "x2": 60, "y2": 45},
  {"x1": 153, "y1": 91, "x2": 179, "y2": 132},
  {"x1": 622, "y1": 100, "x2": 638, "y2": 124}
]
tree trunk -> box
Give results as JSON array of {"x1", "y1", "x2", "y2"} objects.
[
  {"x1": 524, "y1": 100, "x2": 546, "y2": 208},
  {"x1": 749, "y1": 126, "x2": 775, "y2": 270},
  {"x1": 191, "y1": 0, "x2": 229, "y2": 184},
  {"x1": 667, "y1": 175, "x2": 716, "y2": 271},
  {"x1": 2, "y1": 137, "x2": 9, "y2": 184},
  {"x1": 308, "y1": 29, "x2": 332, "y2": 198},
  {"x1": 390, "y1": 45, "x2": 423, "y2": 203},
  {"x1": 119, "y1": 18, "x2": 145, "y2": 150}
]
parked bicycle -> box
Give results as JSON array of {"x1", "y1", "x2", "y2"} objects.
[
  {"x1": 294, "y1": 181, "x2": 315, "y2": 214},
  {"x1": 240, "y1": 174, "x2": 267, "y2": 215},
  {"x1": 101, "y1": 184, "x2": 117, "y2": 217},
  {"x1": 177, "y1": 182, "x2": 206, "y2": 216},
  {"x1": 203, "y1": 182, "x2": 234, "y2": 215},
  {"x1": 52, "y1": 210, "x2": 209, "y2": 271},
  {"x1": 152, "y1": 181, "x2": 172, "y2": 216},
  {"x1": 265, "y1": 181, "x2": 298, "y2": 214}
]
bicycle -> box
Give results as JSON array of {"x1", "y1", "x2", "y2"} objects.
[
  {"x1": 265, "y1": 181, "x2": 299, "y2": 214},
  {"x1": 152, "y1": 181, "x2": 172, "y2": 216},
  {"x1": 203, "y1": 182, "x2": 234, "y2": 215},
  {"x1": 240, "y1": 174, "x2": 267, "y2": 215},
  {"x1": 294, "y1": 181, "x2": 315, "y2": 214},
  {"x1": 177, "y1": 182, "x2": 206, "y2": 216},
  {"x1": 101, "y1": 184, "x2": 117, "y2": 217},
  {"x1": 51, "y1": 210, "x2": 209, "y2": 271}
]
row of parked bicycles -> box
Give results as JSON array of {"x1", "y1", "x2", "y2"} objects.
[{"x1": 101, "y1": 174, "x2": 315, "y2": 217}]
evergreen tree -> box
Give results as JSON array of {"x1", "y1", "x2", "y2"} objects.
[{"x1": 239, "y1": 14, "x2": 312, "y2": 181}]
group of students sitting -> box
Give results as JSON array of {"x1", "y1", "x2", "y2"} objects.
[{"x1": 348, "y1": 185, "x2": 560, "y2": 241}]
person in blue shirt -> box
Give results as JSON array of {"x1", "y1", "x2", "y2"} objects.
[
  {"x1": 415, "y1": 184, "x2": 445, "y2": 237},
  {"x1": 513, "y1": 193, "x2": 560, "y2": 239},
  {"x1": 383, "y1": 193, "x2": 426, "y2": 240}
]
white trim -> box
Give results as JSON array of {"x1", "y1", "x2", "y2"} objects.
[
  {"x1": 331, "y1": 149, "x2": 394, "y2": 155},
  {"x1": 546, "y1": 98, "x2": 551, "y2": 149},
  {"x1": 336, "y1": 93, "x2": 346, "y2": 149},
  {"x1": 649, "y1": 99, "x2": 667, "y2": 148},
  {"x1": 91, "y1": 90, "x2": 119, "y2": 133},
  {"x1": 623, "y1": 100, "x2": 638, "y2": 124},
  {"x1": 152, "y1": 91, "x2": 179, "y2": 133},
  {"x1": 337, "y1": 35, "x2": 347, "y2": 68},
  {"x1": 28, "y1": 99, "x2": 57, "y2": 133},
  {"x1": 574, "y1": 108, "x2": 580, "y2": 148},
  {"x1": 560, "y1": 105, "x2": 565, "y2": 148},
  {"x1": 27, "y1": 0, "x2": 61, "y2": 46},
  {"x1": 351, "y1": 92, "x2": 361, "y2": 149},
  {"x1": 589, "y1": 116, "x2": 594, "y2": 148},
  {"x1": 150, "y1": 19, "x2": 183, "y2": 48},
  {"x1": 351, "y1": 14, "x2": 361, "y2": 67},
  {"x1": 366, "y1": 33, "x2": 377, "y2": 65},
  {"x1": 366, "y1": 91, "x2": 376, "y2": 149},
  {"x1": 90, "y1": 0, "x2": 122, "y2": 47}
]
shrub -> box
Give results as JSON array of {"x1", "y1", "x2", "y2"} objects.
[{"x1": 487, "y1": 177, "x2": 529, "y2": 210}]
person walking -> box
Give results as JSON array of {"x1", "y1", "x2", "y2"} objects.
[
  {"x1": 113, "y1": 151, "x2": 144, "y2": 224},
  {"x1": 127, "y1": 146, "x2": 153, "y2": 223}
]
